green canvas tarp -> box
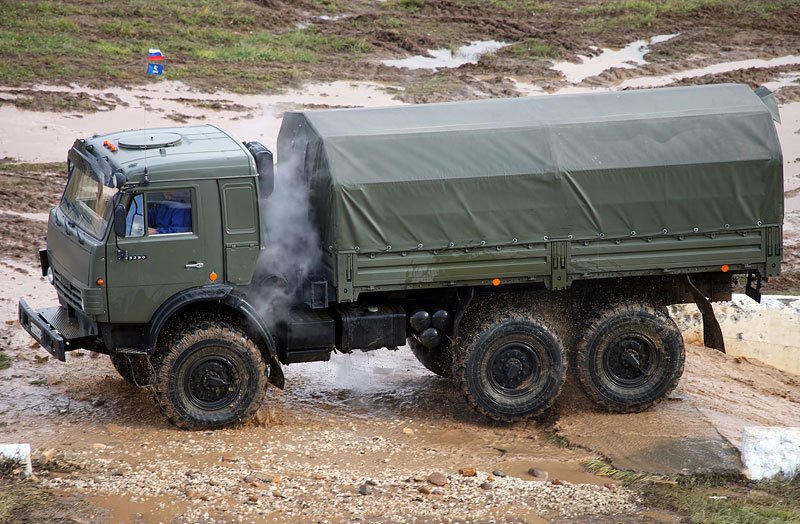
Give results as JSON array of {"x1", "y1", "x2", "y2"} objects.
[{"x1": 277, "y1": 84, "x2": 783, "y2": 254}]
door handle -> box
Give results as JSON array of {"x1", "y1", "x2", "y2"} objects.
[{"x1": 185, "y1": 262, "x2": 205, "y2": 269}]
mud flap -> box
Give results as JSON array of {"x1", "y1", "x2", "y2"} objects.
[
  {"x1": 745, "y1": 270, "x2": 762, "y2": 304},
  {"x1": 268, "y1": 356, "x2": 285, "y2": 389},
  {"x1": 685, "y1": 275, "x2": 726, "y2": 353}
]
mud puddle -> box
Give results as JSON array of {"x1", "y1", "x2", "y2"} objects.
[
  {"x1": 381, "y1": 40, "x2": 509, "y2": 71},
  {"x1": 552, "y1": 34, "x2": 679, "y2": 84}
]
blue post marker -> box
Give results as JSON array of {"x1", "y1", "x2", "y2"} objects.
[{"x1": 147, "y1": 63, "x2": 163, "y2": 76}]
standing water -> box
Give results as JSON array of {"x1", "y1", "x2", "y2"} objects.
[
  {"x1": 552, "y1": 34, "x2": 679, "y2": 84},
  {"x1": 381, "y1": 40, "x2": 508, "y2": 71}
]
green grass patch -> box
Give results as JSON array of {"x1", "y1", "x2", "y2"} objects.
[
  {"x1": 388, "y1": 0, "x2": 426, "y2": 12},
  {"x1": 577, "y1": 0, "x2": 791, "y2": 31},
  {"x1": 503, "y1": 37, "x2": 560, "y2": 59},
  {"x1": 0, "y1": 0, "x2": 372, "y2": 92},
  {"x1": 583, "y1": 458, "x2": 656, "y2": 485},
  {"x1": 0, "y1": 352, "x2": 10, "y2": 371},
  {"x1": 642, "y1": 476, "x2": 800, "y2": 524}
]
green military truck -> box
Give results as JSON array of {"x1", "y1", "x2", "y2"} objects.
[{"x1": 19, "y1": 84, "x2": 783, "y2": 429}]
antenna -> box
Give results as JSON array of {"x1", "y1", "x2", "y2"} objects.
[{"x1": 144, "y1": 48, "x2": 165, "y2": 181}]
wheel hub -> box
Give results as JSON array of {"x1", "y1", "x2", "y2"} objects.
[
  {"x1": 490, "y1": 344, "x2": 540, "y2": 390},
  {"x1": 187, "y1": 357, "x2": 236, "y2": 407},
  {"x1": 604, "y1": 336, "x2": 655, "y2": 386}
]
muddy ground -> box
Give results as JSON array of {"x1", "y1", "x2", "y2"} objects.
[{"x1": 2, "y1": 0, "x2": 800, "y2": 522}]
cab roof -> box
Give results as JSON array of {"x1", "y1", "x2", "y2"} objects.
[{"x1": 83, "y1": 124, "x2": 253, "y2": 184}]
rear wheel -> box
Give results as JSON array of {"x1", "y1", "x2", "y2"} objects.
[
  {"x1": 454, "y1": 310, "x2": 566, "y2": 423},
  {"x1": 110, "y1": 353, "x2": 154, "y2": 387},
  {"x1": 153, "y1": 321, "x2": 267, "y2": 429},
  {"x1": 575, "y1": 302, "x2": 684, "y2": 413},
  {"x1": 408, "y1": 337, "x2": 452, "y2": 378}
]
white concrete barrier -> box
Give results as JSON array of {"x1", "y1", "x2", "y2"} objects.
[
  {"x1": 741, "y1": 427, "x2": 800, "y2": 480},
  {"x1": 0, "y1": 443, "x2": 32, "y2": 477}
]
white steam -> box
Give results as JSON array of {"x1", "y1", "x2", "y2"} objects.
[{"x1": 253, "y1": 152, "x2": 322, "y2": 326}]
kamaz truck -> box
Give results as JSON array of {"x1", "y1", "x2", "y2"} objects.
[{"x1": 19, "y1": 84, "x2": 783, "y2": 429}]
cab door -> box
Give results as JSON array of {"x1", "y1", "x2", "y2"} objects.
[{"x1": 105, "y1": 182, "x2": 224, "y2": 324}]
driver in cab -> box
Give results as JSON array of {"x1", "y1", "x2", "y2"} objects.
[{"x1": 148, "y1": 191, "x2": 191, "y2": 235}]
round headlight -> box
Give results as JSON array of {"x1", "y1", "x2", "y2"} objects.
[{"x1": 46, "y1": 267, "x2": 54, "y2": 285}]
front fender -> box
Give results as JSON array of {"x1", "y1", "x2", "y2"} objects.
[{"x1": 146, "y1": 286, "x2": 278, "y2": 361}]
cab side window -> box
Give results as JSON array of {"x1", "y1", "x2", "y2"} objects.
[{"x1": 147, "y1": 190, "x2": 193, "y2": 235}]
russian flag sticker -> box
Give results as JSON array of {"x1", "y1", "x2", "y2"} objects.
[{"x1": 148, "y1": 49, "x2": 165, "y2": 61}]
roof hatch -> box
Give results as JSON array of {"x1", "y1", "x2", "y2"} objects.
[{"x1": 118, "y1": 132, "x2": 182, "y2": 150}]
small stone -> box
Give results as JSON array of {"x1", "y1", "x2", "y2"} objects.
[
  {"x1": 528, "y1": 468, "x2": 548, "y2": 480},
  {"x1": 480, "y1": 482, "x2": 494, "y2": 490},
  {"x1": 91, "y1": 399, "x2": 106, "y2": 407},
  {"x1": 418, "y1": 485, "x2": 432, "y2": 495},
  {"x1": 39, "y1": 448, "x2": 56, "y2": 465},
  {"x1": 33, "y1": 352, "x2": 46, "y2": 360},
  {"x1": 365, "y1": 479, "x2": 378, "y2": 486},
  {"x1": 271, "y1": 474, "x2": 282, "y2": 486},
  {"x1": 550, "y1": 479, "x2": 563, "y2": 485},
  {"x1": 314, "y1": 473, "x2": 325, "y2": 480},
  {"x1": 459, "y1": 467, "x2": 477, "y2": 477},
  {"x1": 92, "y1": 443, "x2": 107, "y2": 450},
  {"x1": 72, "y1": 351, "x2": 84, "y2": 358},
  {"x1": 427, "y1": 472, "x2": 448, "y2": 486},
  {"x1": 492, "y1": 470, "x2": 506, "y2": 478},
  {"x1": 5, "y1": 319, "x2": 15, "y2": 326},
  {"x1": 487, "y1": 474, "x2": 495, "y2": 481},
  {"x1": 247, "y1": 495, "x2": 258, "y2": 503},
  {"x1": 402, "y1": 427, "x2": 414, "y2": 435},
  {"x1": 244, "y1": 475, "x2": 256, "y2": 484},
  {"x1": 358, "y1": 484, "x2": 373, "y2": 495},
  {"x1": 30, "y1": 341, "x2": 41, "y2": 349}
]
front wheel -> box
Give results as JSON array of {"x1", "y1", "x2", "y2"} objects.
[
  {"x1": 153, "y1": 322, "x2": 267, "y2": 429},
  {"x1": 575, "y1": 302, "x2": 685, "y2": 413},
  {"x1": 454, "y1": 315, "x2": 566, "y2": 423}
]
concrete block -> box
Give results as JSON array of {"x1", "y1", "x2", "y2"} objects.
[
  {"x1": 741, "y1": 427, "x2": 800, "y2": 480},
  {"x1": 0, "y1": 443, "x2": 32, "y2": 477}
]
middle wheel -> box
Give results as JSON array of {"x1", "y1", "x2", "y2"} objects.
[{"x1": 454, "y1": 317, "x2": 566, "y2": 422}]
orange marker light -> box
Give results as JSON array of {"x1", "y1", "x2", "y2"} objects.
[
  {"x1": 492, "y1": 278, "x2": 501, "y2": 286},
  {"x1": 96, "y1": 278, "x2": 104, "y2": 286},
  {"x1": 721, "y1": 264, "x2": 729, "y2": 273},
  {"x1": 209, "y1": 272, "x2": 218, "y2": 282}
]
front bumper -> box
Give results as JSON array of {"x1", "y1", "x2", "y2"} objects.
[{"x1": 18, "y1": 299, "x2": 96, "y2": 361}]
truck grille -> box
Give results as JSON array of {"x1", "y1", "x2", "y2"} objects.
[{"x1": 53, "y1": 269, "x2": 82, "y2": 310}]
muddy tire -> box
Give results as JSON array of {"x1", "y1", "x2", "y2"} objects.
[
  {"x1": 153, "y1": 322, "x2": 267, "y2": 430},
  {"x1": 408, "y1": 337, "x2": 452, "y2": 378},
  {"x1": 575, "y1": 302, "x2": 684, "y2": 413},
  {"x1": 110, "y1": 353, "x2": 154, "y2": 387},
  {"x1": 453, "y1": 308, "x2": 566, "y2": 423}
]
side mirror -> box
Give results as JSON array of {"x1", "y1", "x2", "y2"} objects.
[{"x1": 113, "y1": 204, "x2": 126, "y2": 238}]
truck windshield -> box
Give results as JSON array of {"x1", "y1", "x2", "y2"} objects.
[{"x1": 60, "y1": 151, "x2": 119, "y2": 240}]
